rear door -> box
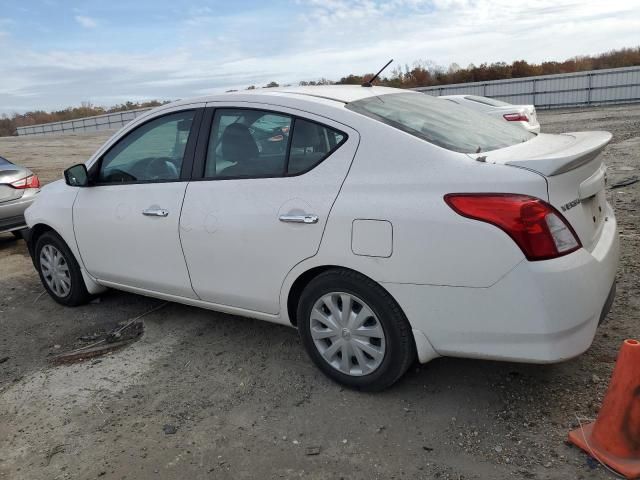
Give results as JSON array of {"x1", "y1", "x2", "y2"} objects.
[
  {"x1": 179, "y1": 104, "x2": 359, "y2": 314},
  {"x1": 74, "y1": 105, "x2": 204, "y2": 297}
]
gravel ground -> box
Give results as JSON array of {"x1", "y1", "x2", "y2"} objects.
[{"x1": 0, "y1": 105, "x2": 638, "y2": 480}]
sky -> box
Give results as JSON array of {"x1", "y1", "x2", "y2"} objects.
[{"x1": 1, "y1": 0, "x2": 639, "y2": 113}]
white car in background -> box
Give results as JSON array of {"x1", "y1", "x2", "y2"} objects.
[
  {"x1": 24, "y1": 86, "x2": 617, "y2": 390},
  {"x1": 440, "y1": 94, "x2": 541, "y2": 133}
]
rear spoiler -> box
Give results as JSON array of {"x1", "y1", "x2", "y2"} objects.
[{"x1": 505, "y1": 131, "x2": 612, "y2": 176}]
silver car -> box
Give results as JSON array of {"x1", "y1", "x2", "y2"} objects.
[{"x1": 0, "y1": 155, "x2": 40, "y2": 237}]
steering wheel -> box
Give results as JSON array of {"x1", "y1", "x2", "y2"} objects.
[{"x1": 143, "y1": 157, "x2": 178, "y2": 180}]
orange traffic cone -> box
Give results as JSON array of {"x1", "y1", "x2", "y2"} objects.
[{"x1": 569, "y1": 339, "x2": 640, "y2": 479}]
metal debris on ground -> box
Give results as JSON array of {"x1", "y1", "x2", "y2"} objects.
[
  {"x1": 50, "y1": 339, "x2": 137, "y2": 365},
  {"x1": 49, "y1": 302, "x2": 167, "y2": 365},
  {"x1": 305, "y1": 446, "x2": 321, "y2": 456}
]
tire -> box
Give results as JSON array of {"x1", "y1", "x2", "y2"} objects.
[
  {"x1": 35, "y1": 231, "x2": 91, "y2": 306},
  {"x1": 297, "y1": 269, "x2": 416, "y2": 391}
]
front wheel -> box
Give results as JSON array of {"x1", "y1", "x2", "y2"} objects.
[
  {"x1": 297, "y1": 269, "x2": 416, "y2": 391},
  {"x1": 35, "y1": 231, "x2": 91, "y2": 306}
]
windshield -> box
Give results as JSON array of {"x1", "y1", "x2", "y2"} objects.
[
  {"x1": 346, "y1": 92, "x2": 533, "y2": 153},
  {"x1": 0, "y1": 156, "x2": 11, "y2": 166}
]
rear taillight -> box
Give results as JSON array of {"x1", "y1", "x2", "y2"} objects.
[
  {"x1": 503, "y1": 113, "x2": 529, "y2": 122},
  {"x1": 11, "y1": 174, "x2": 40, "y2": 189},
  {"x1": 444, "y1": 193, "x2": 581, "y2": 261}
]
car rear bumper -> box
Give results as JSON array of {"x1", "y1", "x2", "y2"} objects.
[
  {"x1": 0, "y1": 214, "x2": 27, "y2": 233},
  {"x1": 385, "y1": 211, "x2": 619, "y2": 364},
  {"x1": 0, "y1": 190, "x2": 38, "y2": 234}
]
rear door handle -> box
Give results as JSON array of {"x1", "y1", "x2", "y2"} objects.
[
  {"x1": 279, "y1": 214, "x2": 319, "y2": 224},
  {"x1": 142, "y1": 207, "x2": 169, "y2": 217}
]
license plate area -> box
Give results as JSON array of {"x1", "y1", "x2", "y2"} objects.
[
  {"x1": 586, "y1": 190, "x2": 606, "y2": 226},
  {"x1": 580, "y1": 189, "x2": 607, "y2": 247}
]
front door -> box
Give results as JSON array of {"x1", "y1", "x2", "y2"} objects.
[
  {"x1": 74, "y1": 107, "x2": 203, "y2": 298},
  {"x1": 179, "y1": 105, "x2": 359, "y2": 314}
]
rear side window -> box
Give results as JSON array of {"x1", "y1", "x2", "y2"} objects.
[
  {"x1": 204, "y1": 109, "x2": 346, "y2": 179},
  {"x1": 288, "y1": 119, "x2": 345, "y2": 175},
  {"x1": 347, "y1": 92, "x2": 533, "y2": 154}
]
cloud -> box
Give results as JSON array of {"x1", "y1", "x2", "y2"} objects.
[
  {"x1": 1, "y1": 0, "x2": 639, "y2": 112},
  {"x1": 74, "y1": 15, "x2": 97, "y2": 29}
]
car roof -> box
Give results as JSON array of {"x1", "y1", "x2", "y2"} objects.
[{"x1": 169, "y1": 85, "x2": 407, "y2": 109}]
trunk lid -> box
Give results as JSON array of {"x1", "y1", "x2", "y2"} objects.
[
  {"x1": 471, "y1": 131, "x2": 612, "y2": 250},
  {"x1": 524, "y1": 105, "x2": 539, "y2": 128}
]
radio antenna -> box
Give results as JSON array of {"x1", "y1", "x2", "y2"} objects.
[{"x1": 361, "y1": 59, "x2": 393, "y2": 87}]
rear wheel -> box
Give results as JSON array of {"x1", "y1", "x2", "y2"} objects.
[
  {"x1": 297, "y1": 269, "x2": 415, "y2": 391},
  {"x1": 35, "y1": 231, "x2": 91, "y2": 306}
]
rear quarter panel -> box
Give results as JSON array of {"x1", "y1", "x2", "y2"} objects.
[{"x1": 283, "y1": 117, "x2": 549, "y2": 292}]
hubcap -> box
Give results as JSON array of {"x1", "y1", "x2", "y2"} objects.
[
  {"x1": 310, "y1": 292, "x2": 386, "y2": 376},
  {"x1": 39, "y1": 244, "x2": 71, "y2": 298}
]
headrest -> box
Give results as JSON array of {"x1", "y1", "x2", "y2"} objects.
[{"x1": 220, "y1": 123, "x2": 259, "y2": 163}]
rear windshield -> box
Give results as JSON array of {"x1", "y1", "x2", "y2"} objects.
[{"x1": 346, "y1": 92, "x2": 533, "y2": 153}]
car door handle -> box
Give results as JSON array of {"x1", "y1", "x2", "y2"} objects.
[
  {"x1": 142, "y1": 207, "x2": 169, "y2": 217},
  {"x1": 279, "y1": 214, "x2": 319, "y2": 224}
]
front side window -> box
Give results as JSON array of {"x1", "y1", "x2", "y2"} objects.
[
  {"x1": 347, "y1": 92, "x2": 533, "y2": 154},
  {"x1": 98, "y1": 110, "x2": 195, "y2": 183}
]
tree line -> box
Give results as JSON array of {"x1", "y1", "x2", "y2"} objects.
[
  {"x1": 2, "y1": 47, "x2": 639, "y2": 137},
  {"x1": 313, "y1": 46, "x2": 640, "y2": 88},
  {"x1": 0, "y1": 100, "x2": 169, "y2": 137}
]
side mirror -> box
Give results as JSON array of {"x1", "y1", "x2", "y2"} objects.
[{"x1": 64, "y1": 164, "x2": 89, "y2": 187}]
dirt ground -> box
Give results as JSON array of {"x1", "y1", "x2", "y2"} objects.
[{"x1": 0, "y1": 105, "x2": 638, "y2": 480}]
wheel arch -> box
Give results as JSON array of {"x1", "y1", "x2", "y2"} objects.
[
  {"x1": 26, "y1": 222, "x2": 55, "y2": 260},
  {"x1": 287, "y1": 265, "x2": 337, "y2": 326},
  {"x1": 285, "y1": 264, "x2": 440, "y2": 364},
  {"x1": 286, "y1": 265, "x2": 400, "y2": 327},
  {"x1": 29, "y1": 222, "x2": 106, "y2": 295}
]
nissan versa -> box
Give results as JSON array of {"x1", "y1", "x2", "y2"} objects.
[{"x1": 23, "y1": 86, "x2": 619, "y2": 390}]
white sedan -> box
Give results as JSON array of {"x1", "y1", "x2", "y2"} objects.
[
  {"x1": 24, "y1": 86, "x2": 618, "y2": 390},
  {"x1": 440, "y1": 94, "x2": 541, "y2": 133}
]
